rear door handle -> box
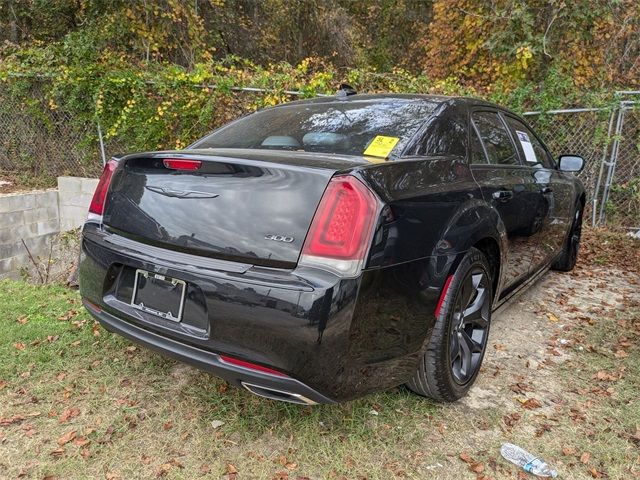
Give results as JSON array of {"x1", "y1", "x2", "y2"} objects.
[
  {"x1": 492, "y1": 190, "x2": 514, "y2": 202},
  {"x1": 540, "y1": 186, "x2": 553, "y2": 194}
]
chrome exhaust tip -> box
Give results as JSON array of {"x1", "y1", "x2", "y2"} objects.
[{"x1": 241, "y1": 382, "x2": 317, "y2": 405}]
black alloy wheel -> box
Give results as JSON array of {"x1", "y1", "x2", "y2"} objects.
[
  {"x1": 406, "y1": 247, "x2": 493, "y2": 402},
  {"x1": 449, "y1": 268, "x2": 491, "y2": 384}
]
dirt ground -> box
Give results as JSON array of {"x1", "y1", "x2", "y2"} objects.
[{"x1": 0, "y1": 228, "x2": 638, "y2": 479}]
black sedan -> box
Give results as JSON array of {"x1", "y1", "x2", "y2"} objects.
[{"x1": 79, "y1": 92, "x2": 585, "y2": 404}]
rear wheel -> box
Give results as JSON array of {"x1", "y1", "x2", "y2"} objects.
[
  {"x1": 551, "y1": 202, "x2": 583, "y2": 272},
  {"x1": 406, "y1": 248, "x2": 493, "y2": 402}
]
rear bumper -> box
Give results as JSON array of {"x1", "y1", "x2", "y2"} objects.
[
  {"x1": 79, "y1": 223, "x2": 449, "y2": 403},
  {"x1": 83, "y1": 299, "x2": 334, "y2": 404}
]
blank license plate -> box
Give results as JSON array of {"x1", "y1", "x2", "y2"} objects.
[{"x1": 131, "y1": 269, "x2": 186, "y2": 322}]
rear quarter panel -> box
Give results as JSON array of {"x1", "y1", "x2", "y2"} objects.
[{"x1": 333, "y1": 157, "x2": 508, "y2": 390}]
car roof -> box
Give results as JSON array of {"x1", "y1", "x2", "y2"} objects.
[{"x1": 278, "y1": 92, "x2": 502, "y2": 112}]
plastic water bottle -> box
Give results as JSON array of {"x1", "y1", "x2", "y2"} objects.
[{"x1": 501, "y1": 443, "x2": 558, "y2": 478}]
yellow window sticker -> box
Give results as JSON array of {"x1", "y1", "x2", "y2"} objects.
[{"x1": 363, "y1": 135, "x2": 400, "y2": 159}]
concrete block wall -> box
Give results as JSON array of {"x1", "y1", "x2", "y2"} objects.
[
  {"x1": 58, "y1": 176, "x2": 99, "y2": 231},
  {"x1": 0, "y1": 190, "x2": 61, "y2": 279},
  {"x1": 0, "y1": 177, "x2": 97, "y2": 279}
]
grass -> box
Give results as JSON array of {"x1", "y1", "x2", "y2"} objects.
[
  {"x1": 0, "y1": 237, "x2": 639, "y2": 480},
  {"x1": 0, "y1": 280, "x2": 448, "y2": 479}
]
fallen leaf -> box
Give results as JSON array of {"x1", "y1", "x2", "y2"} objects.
[
  {"x1": 469, "y1": 462, "x2": 484, "y2": 474},
  {"x1": 547, "y1": 312, "x2": 560, "y2": 323},
  {"x1": 0, "y1": 380, "x2": 6, "y2": 389},
  {"x1": 73, "y1": 436, "x2": 90, "y2": 447},
  {"x1": 50, "y1": 447, "x2": 65, "y2": 457},
  {"x1": 0, "y1": 412, "x2": 39, "y2": 426},
  {"x1": 459, "y1": 452, "x2": 473, "y2": 464},
  {"x1": 562, "y1": 445, "x2": 577, "y2": 456},
  {"x1": 510, "y1": 383, "x2": 534, "y2": 394},
  {"x1": 163, "y1": 421, "x2": 173, "y2": 431},
  {"x1": 593, "y1": 370, "x2": 618, "y2": 382},
  {"x1": 156, "y1": 463, "x2": 172, "y2": 477},
  {"x1": 59, "y1": 408, "x2": 80, "y2": 423},
  {"x1": 589, "y1": 467, "x2": 602, "y2": 478},
  {"x1": 13, "y1": 342, "x2": 25, "y2": 351},
  {"x1": 521, "y1": 398, "x2": 542, "y2": 409},
  {"x1": 503, "y1": 412, "x2": 521, "y2": 428},
  {"x1": 57, "y1": 430, "x2": 77, "y2": 446},
  {"x1": 614, "y1": 349, "x2": 629, "y2": 359},
  {"x1": 57, "y1": 310, "x2": 78, "y2": 321},
  {"x1": 535, "y1": 423, "x2": 552, "y2": 437},
  {"x1": 227, "y1": 464, "x2": 238, "y2": 474},
  {"x1": 580, "y1": 452, "x2": 591, "y2": 464}
]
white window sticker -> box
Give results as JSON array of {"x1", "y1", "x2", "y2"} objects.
[{"x1": 516, "y1": 130, "x2": 538, "y2": 163}]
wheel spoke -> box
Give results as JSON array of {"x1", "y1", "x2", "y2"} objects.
[
  {"x1": 450, "y1": 331, "x2": 461, "y2": 364},
  {"x1": 461, "y1": 329, "x2": 483, "y2": 354},
  {"x1": 458, "y1": 331, "x2": 472, "y2": 377},
  {"x1": 463, "y1": 285, "x2": 487, "y2": 318},
  {"x1": 458, "y1": 274, "x2": 475, "y2": 310}
]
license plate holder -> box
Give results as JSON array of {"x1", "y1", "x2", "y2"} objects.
[{"x1": 131, "y1": 269, "x2": 186, "y2": 322}]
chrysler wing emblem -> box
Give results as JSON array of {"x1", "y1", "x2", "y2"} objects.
[{"x1": 146, "y1": 186, "x2": 219, "y2": 199}]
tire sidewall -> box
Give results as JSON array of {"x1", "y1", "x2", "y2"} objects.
[{"x1": 436, "y1": 249, "x2": 493, "y2": 399}]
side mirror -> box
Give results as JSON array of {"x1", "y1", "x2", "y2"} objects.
[{"x1": 558, "y1": 155, "x2": 584, "y2": 173}]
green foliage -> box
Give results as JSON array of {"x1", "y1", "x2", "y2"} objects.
[{"x1": 0, "y1": 0, "x2": 637, "y2": 183}]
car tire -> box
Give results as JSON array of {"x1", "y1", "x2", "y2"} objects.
[
  {"x1": 551, "y1": 202, "x2": 583, "y2": 272},
  {"x1": 406, "y1": 247, "x2": 493, "y2": 402}
]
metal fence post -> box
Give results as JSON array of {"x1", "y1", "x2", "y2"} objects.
[
  {"x1": 97, "y1": 121, "x2": 107, "y2": 167},
  {"x1": 592, "y1": 108, "x2": 617, "y2": 226},
  {"x1": 598, "y1": 104, "x2": 627, "y2": 225}
]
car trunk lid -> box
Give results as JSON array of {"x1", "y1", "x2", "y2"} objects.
[{"x1": 103, "y1": 150, "x2": 364, "y2": 268}]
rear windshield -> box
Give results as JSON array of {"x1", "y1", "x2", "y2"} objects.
[{"x1": 191, "y1": 100, "x2": 439, "y2": 157}]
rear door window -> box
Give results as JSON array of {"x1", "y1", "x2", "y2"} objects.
[
  {"x1": 503, "y1": 115, "x2": 554, "y2": 169},
  {"x1": 471, "y1": 112, "x2": 520, "y2": 166},
  {"x1": 469, "y1": 124, "x2": 488, "y2": 164}
]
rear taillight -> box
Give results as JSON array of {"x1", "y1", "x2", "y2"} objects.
[
  {"x1": 163, "y1": 158, "x2": 202, "y2": 170},
  {"x1": 87, "y1": 159, "x2": 118, "y2": 222},
  {"x1": 299, "y1": 175, "x2": 378, "y2": 277}
]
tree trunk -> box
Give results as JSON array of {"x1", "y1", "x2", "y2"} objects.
[{"x1": 9, "y1": 0, "x2": 19, "y2": 43}]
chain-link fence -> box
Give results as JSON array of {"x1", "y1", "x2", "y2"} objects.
[
  {"x1": 524, "y1": 99, "x2": 640, "y2": 229},
  {"x1": 523, "y1": 108, "x2": 613, "y2": 225},
  {"x1": 601, "y1": 105, "x2": 640, "y2": 227},
  {"x1": 1, "y1": 77, "x2": 638, "y2": 228},
  {"x1": 0, "y1": 80, "x2": 103, "y2": 180}
]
